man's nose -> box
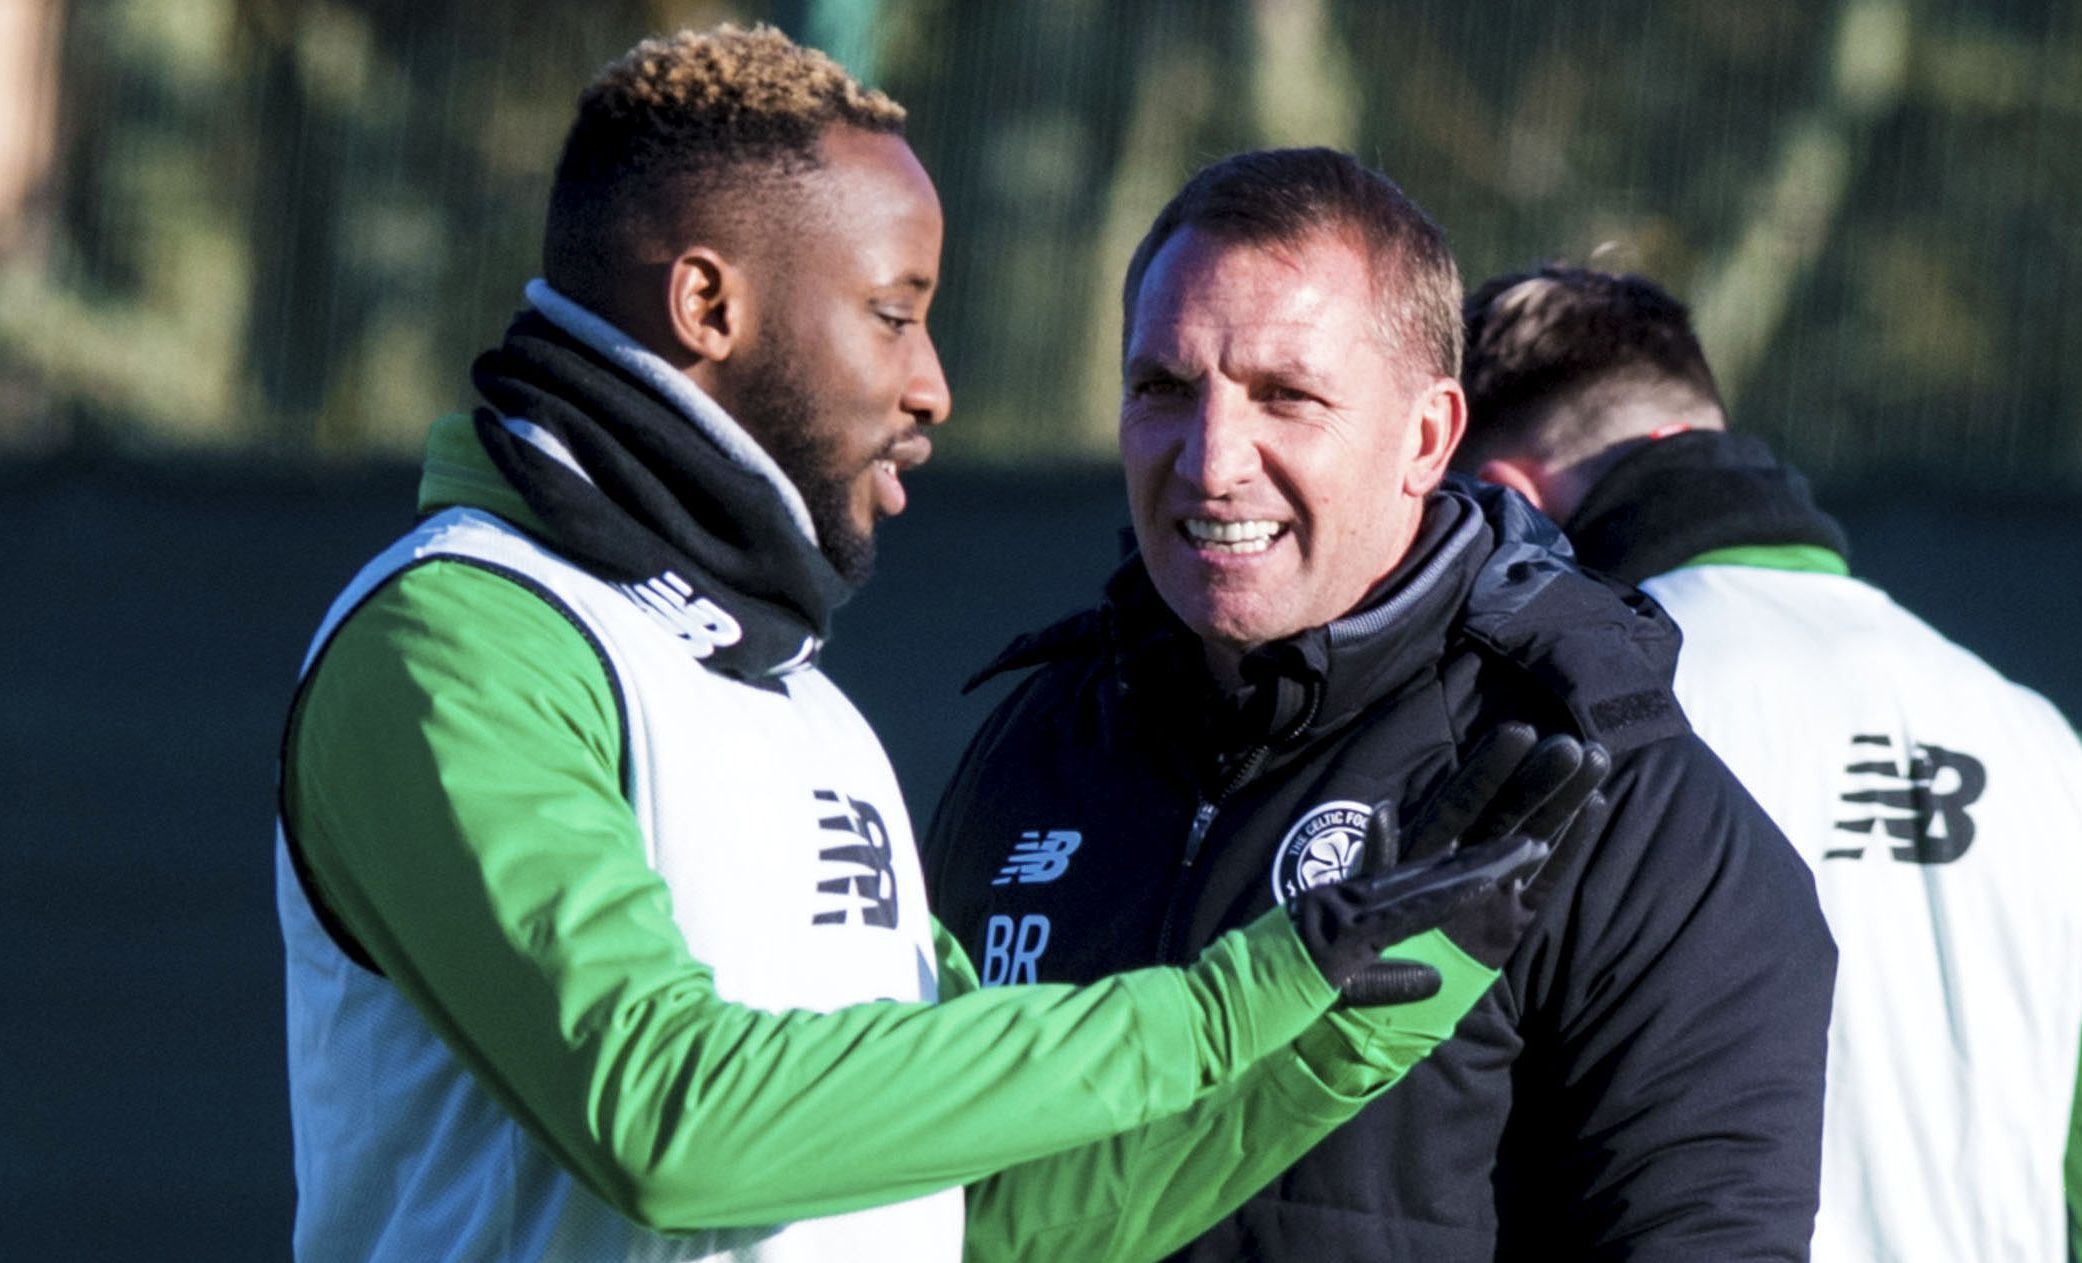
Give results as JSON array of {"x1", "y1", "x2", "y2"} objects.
[
  {"x1": 904, "y1": 335, "x2": 952, "y2": 428},
  {"x1": 1174, "y1": 389, "x2": 1259, "y2": 495}
]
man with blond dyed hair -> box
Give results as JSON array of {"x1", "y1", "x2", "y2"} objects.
[{"x1": 274, "y1": 25, "x2": 1595, "y2": 1262}]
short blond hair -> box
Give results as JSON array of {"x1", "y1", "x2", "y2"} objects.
[{"x1": 543, "y1": 24, "x2": 904, "y2": 292}]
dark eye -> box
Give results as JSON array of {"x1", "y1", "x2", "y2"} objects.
[
  {"x1": 878, "y1": 311, "x2": 918, "y2": 333},
  {"x1": 1261, "y1": 384, "x2": 1317, "y2": 405},
  {"x1": 1128, "y1": 373, "x2": 1190, "y2": 399}
]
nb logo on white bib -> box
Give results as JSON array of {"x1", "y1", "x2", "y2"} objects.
[{"x1": 624, "y1": 571, "x2": 743, "y2": 659}]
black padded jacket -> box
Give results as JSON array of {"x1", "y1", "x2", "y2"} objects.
[{"x1": 924, "y1": 483, "x2": 1836, "y2": 1261}]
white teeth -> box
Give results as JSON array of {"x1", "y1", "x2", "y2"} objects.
[
  {"x1": 1183, "y1": 518, "x2": 1282, "y2": 553},
  {"x1": 876, "y1": 459, "x2": 897, "y2": 477}
]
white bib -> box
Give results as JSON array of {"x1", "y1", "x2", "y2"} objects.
[{"x1": 278, "y1": 508, "x2": 960, "y2": 1262}]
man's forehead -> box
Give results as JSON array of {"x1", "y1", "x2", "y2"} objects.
[
  {"x1": 1127, "y1": 310, "x2": 1336, "y2": 362},
  {"x1": 801, "y1": 128, "x2": 935, "y2": 218},
  {"x1": 1129, "y1": 232, "x2": 1381, "y2": 351},
  {"x1": 785, "y1": 129, "x2": 942, "y2": 276},
  {"x1": 1149, "y1": 224, "x2": 1375, "y2": 296}
]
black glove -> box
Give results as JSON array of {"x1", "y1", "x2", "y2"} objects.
[{"x1": 1291, "y1": 723, "x2": 1611, "y2": 1006}]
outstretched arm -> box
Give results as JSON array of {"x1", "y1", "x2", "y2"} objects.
[
  {"x1": 956, "y1": 726, "x2": 1611, "y2": 1261},
  {"x1": 959, "y1": 928, "x2": 1496, "y2": 1263},
  {"x1": 287, "y1": 561, "x2": 1339, "y2": 1233}
]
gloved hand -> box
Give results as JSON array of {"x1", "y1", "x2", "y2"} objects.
[{"x1": 1290, "y1": 723, "x2": 1611, "y2": 1006}]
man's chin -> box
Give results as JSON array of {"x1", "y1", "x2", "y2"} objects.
[
  {"x1": 1170, "y1": 601, "x2": 1270, "y2": 654},
  {"x1": 817, "y1": 520, "x2": 877, "y2": 587},
  {"x1": 1151, "y1": 560, "x2": 1271, "y2": 635}
]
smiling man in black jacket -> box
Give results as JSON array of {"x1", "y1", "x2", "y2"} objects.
[{"x1": 923, "y1": 149, "x2": 1837, "y2": 1260}]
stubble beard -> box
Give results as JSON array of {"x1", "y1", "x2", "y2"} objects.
[{"x1": 727, "y1": 340, "x2": 879, "y2": 588}]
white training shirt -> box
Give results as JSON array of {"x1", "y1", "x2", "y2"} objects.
[{"x1": 1643, "y1": 562, "x2": 2082, "y2": 1263}]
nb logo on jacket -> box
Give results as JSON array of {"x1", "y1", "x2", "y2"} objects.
[{"x1": 993, "y1": 830, "x2": 1082, "y2": 885}]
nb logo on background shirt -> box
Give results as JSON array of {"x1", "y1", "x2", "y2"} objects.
[
  {"x1": 1827, "y1": 733, "x2": 1986, "y2": 864},
  {"x1": 624, "y1": 571, "x2": 743, "y2": 659},
  {"x1": 993, "y1": 830, "x2": 1082, "y2": 885},
  {"x1": 812, "y1": 790, "x2": 899, "y2": 928}
]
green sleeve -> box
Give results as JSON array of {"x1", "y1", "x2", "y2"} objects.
[
  {"x1": 934, "y1": 917, "x2": 981, "y2": 1001},
  {"x1": 962, "y1": 929, "x2": 1500, "y2": 1262},
  {"x1": 2067, "y1": 1031, "x2": 2080, "y2": 1262},
  {"x1": 285, "y1": 561, "x2": 1338, "y2": 1234}
]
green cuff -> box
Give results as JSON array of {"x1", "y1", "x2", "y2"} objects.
[
  {"x1": 1178, "y1": 908, "x2": 1341, "y2": 1085},
  {"x1": 1291, "y1": 928, "x2": 1500, "y2": 1097},
  {"x1": 1260, "y1": 1039, "x2": 1379, "y2": 1117}
]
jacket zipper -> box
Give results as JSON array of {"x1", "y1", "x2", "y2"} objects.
[
  {"x1": 1156, "y1": 745, "x2": 1268, "y2": 961},
  {"x1": 1155, "y1": 671, "x2": 1322, "y2": 959},
  {"x1": 1182, "y1": 800, "x2": 1221, "y2": 868},
  {"x1": 1180, "y1": 743, "x2": 1270, "y2": 869}
]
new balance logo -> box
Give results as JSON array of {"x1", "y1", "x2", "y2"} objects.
[
  {"x1": 993, "y1": 830, "x2": 1082, "y2": 886},
  {"x1": 624, "y1": 571, "x2": 742, "y2": 659},
  {"x1": 1828, "y1": 733, "x2": 1986, "y2": 864},
  {"x1": 812, "y1": 790, "x2": 899, "y2": 928}
]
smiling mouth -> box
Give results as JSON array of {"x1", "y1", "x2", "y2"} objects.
[
  {"x1": 869, "y1": 435, "x2": 931, "y2": 520},
  {"x1": 1181, "y1": 518, "x2": 1285, "y2": 555}
]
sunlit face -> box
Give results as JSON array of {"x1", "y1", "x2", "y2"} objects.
[
  {"x1": 1120, "y1": 227, "x2": 1463, "y2": 682},
  {"x1": 717, "y1": 127, "x2": 950, "y2": 584}
]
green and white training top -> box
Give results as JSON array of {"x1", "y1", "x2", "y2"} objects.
[
  {"x1": 273, "y1": 411, "x2": 1472, "y2": 1261},
  {"x1": 279, "y1": 503, "x2": 968, "y2": 1260},
  {"x1": 1642, "y1": 554, "x2": 2082, "y2": 1262}
]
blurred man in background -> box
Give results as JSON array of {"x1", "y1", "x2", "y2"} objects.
[
  {"x1": 1457, "y1": 263, "x2": 2082, "y2": 1261},
  {"x1": 926, "y1": 149, "x2": 1836, "y2": 1260},
  {"x1": 272, "y1": 24, "x2": 1595, "y2": 1262}
]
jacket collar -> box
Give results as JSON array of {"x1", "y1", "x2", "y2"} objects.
[
  {"x1": 1098, "y1": 487, "x2": 1490, "y2": 751},
  {"x1": 1035, "y1": 478, "x2": 1684, "y2": 754},
  {"x1": 972, "y1": 477, "x2": 1687, "y2": 756},
  {"x1": 1565, "y1": 429, "x2": 1849, "y2": 584}
]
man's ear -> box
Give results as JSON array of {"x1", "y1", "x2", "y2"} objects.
[
  {"x1": 1403, "y1": 376, "x2": 1469, "y2": 497},
  {"x1": 1474, "y1": 457, "x2": 1549, "y2": 514},
  {"x1": 665, "y1": 247, "x2": 745, "y2": 363}
]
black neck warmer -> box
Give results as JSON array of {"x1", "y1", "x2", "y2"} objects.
[
  {"x1": 470, "y1": 310, "x2": 851, "y2": 680},
  {"x1": 1565, "y1": 429, "x2": 1849, "y2": 585}
]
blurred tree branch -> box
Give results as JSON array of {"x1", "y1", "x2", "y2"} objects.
[
  {"x1": 1689, "y1": 0, "x2": 1913, "y2": 405},
  {"x1": 0, "y1": 0, "x2": 2071, "y2": 485}
]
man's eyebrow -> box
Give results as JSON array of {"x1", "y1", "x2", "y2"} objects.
[
  {"x1": 1253, "y1": 356, "x2": 1333, "y2": 389},
  {"x1": 1123, "y1": 352, "x2": 1189, "y2": 379}
]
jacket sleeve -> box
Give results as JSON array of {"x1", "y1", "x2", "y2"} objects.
[
  {"x1": 962, "y1": 930, "x2": 1503, "y2": 1262},
  {"x1": 1499, "y1": 734, "x2": 1836, "y2": 1260},
  {"x1": 285, "y1": 561, "x2": 1339, "y2": 1234}
]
